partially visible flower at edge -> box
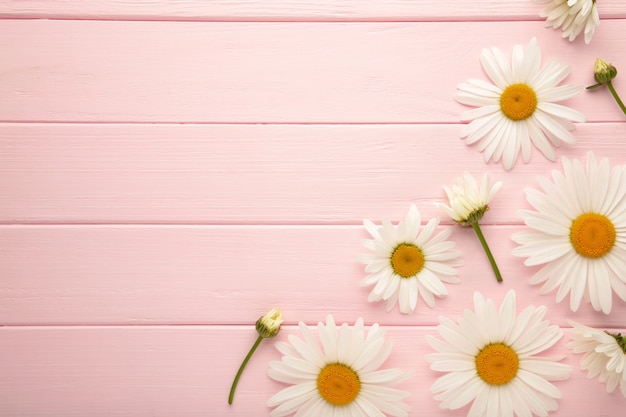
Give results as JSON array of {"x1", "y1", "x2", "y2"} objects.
[
  {"x1": 435, "y1": 173, "x2": 503, "y2": 282},
  {"x1": 567, "y1": 320, "x2": 626, "y2": 398},
  {"x1": 587, "y1": 58, "x2": 626, "y2": 116},
  {"x1": 228, "y1": 308, "x2": 283, "y2": 404},
  {"x1": 267, "y1": 315, "x2": 411, "y2": 417},
  {"x1": 536, "y1": 0, "x2": 599, "y2": 44}
]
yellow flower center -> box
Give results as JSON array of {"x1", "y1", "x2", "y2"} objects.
[
  {"x1": 475, "y1": 343, "x2": 519, "y2": 385},
  {"x1": 570, "y1": 213, "x2": 616, "y2": 258},
  {"x1": 390, "y1": 243, "x2": 425, "y2": 278},
  {"x1": 317, "y1": 363, "x2": 361, "y2": 406},
  {"x1": 500, "y1": 83, "x2": 537, "y2": 121}
]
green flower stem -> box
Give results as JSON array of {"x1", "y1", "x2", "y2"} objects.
[
  {"x1": 228, "y1": 335, "x2": 264, "y2": 404},
  {"x1": 471, "y1": 222, "x2": 503, "y2": 283},
  {"x1": 607, "y1": 81, "x2": 626, "y2": 115}
]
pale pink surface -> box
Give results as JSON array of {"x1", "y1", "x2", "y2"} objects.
[
  {"x1": 1, "y1": 1, "x2": 626, "y2": 416},
  {"x1": 2, "y1": 0, "x2": 625, "y2": 21}
]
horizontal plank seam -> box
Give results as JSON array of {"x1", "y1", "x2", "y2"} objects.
[
  {"x1": 0, "y1": 16, "x2": 557, "y2": 24},
  {"x1": 1, "y1": 323, "x2": 612, "y2": 330},
  {"x1": 0, "y1": 323, "x2": 439, "y2": 329},
  {"x1": 0, "y1": 221, "x2": 524, "y2": 227},
  {"x1": 0, "y1": 120, "x2": 609, "y2": 126},
  {"x1": 0, "y1": 120, "x2": 469, "y2": 126},
  {"x1": 1, "y1": 16, "x2": 625, "y2": 23}
]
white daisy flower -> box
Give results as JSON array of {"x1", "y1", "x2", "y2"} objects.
[
  {"x1": 426, "y1": 290, "x2": 572, "y2": 417},
  {"x1": 567, "y1": 320, "x2": 626, "y2": 398},
  {"x1": 267, "y1": 315, "x2": 411, "y2": 417},
  {"x1": 360, "y1": 204, "x2": 462, "y2": 314},
  {"x1": 537, "y1": 0, "x2": 600, "y2": 44},
  {"x1": 436, "y1": 173, "x2": 503, "y2": 283},
  {"x1": 436, "y1": 173, "x2": 502, "y2": 226},
  {"x1": 512, "y1": 152, "x2": 626, "y2": 314},
  {"x1": 457, "y1": 38, "x2": 585, "y2": 170}
]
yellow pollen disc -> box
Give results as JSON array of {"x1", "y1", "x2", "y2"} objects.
[
  {"x1": 570, "y1": 213, "x2": 616, "y2": 258},
  {"x1": 475, "y1": 343, "x2": 519, "y2": 385},
  {"x1": 390, "y1": 243, "x2": 425, "y2": 278},
  {"x1": 500, "y1": 83, "x2": 537, "y2": 121},
  {"x1": 317, "y1": 363, "x2": 361, "y2": 406}
]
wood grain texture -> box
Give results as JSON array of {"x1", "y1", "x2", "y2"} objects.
[
  {"x1": 2, "y1": 225, "x2": 626, "y2": 327},
  {"x1": 2, "y1": 0, "x2": 626, "y2": 415},
  {"x1": 1, "y1": 0, "x2": 626, "y2": 21},
  {"x1": 2, "y1": 123, "x2": 626, "y2": 224},
  {"x1": 1, "y1": 325, "x2": 624, "y2": 416},
  {"x1": 1, "y1": 19, "x2": 626, "y2": 123}
]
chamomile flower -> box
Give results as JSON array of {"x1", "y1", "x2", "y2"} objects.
[
  {"x1": 512, "y1": 152, "x2": 626, "y2": 314},
  {"x1": 267, "y1": 315, "x2": 411, "y2": 417},
  {"x1": 360, "y1": 205, "x2": 462, "y2": 314},
  {"x1": 567, "y1": 320, "x2": 626, "y2": 398},
  {"x1": 426, "y1": 290, "x2": 572, "y2": 417},
  {"x1": 537, "y1": 0, "x2": 600, "y2": 44},
  {"x1": 457, "y1": 38, "x2": 585, "y2": 170},
  {"x1": 436, "y1": 173, "x2": 503, "y2": 283}
]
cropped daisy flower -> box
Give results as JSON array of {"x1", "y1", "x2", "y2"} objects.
[
  {"x1": 360, "y1": 204, "x2": 462, "y2": 314},
  {"x1": 512, "y1": 152, "x2": 626, "y2": 314},
  {"x1": 567, "y1": 320, "x2": 626, "y2": 398},
  {"x1": 436, "y1": 173, "x2": 503, "y2": 283},
  {"x1": 426, "y1": 290, "x2": 572, "y2": 417},
  {"x1": 536, "y1": 0, "x2": 600, "y2": 44},
  {"x1": 267, "y1": 315, "x2": 411, "y2": 417},
  {"x1": 456, "y1": 38, "x2": 585, "y2": 170}
]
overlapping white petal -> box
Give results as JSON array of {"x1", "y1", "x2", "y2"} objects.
[
  {"x1": 512, "y1": 152, "x2": 626, "y2": 314},
  {"x1": 567, "y1": 320, "x2": 626, "y2": 398},
  {"x1": 426, "y1": 291, "x2": 572, "y2": 417},
  {"x1": 360, "y1": 205, "x2": 463, "y2": 314},
  {"x1": 435, "y1": 173, "x2": 502, "y2": 225},
  {"x1": 267, "y1": 315, "x2": 411, "y2": 417},
  {"x1": 537, "y1": 0, "x2": 600, "y2": 44},
  {"x1": 457, "y1": 38, "x2": 585, "y2": 170}
]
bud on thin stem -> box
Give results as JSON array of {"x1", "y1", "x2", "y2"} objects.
[
  {"x1": 587, "y1": 58, "x2": 626, "y2": 116},
  {"x1": 228, "y1": 309, "x2": 283, "y2": 404}
]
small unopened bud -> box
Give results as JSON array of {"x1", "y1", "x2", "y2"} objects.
[
  {"x1": 256, "y1": 308, "x2": 283, "y2": 338},
  {"x1": 229, "y1": 308, "x2": 285, "y2": 404},
  {"x1": 594, "y1": 58, "x2": 618, "y2": 84}
]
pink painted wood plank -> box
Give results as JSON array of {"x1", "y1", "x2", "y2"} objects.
[
  {"x1": 1, "y1": 20, "x2": 625, "y2": 123},
  {"x1": 2, "y1": 225, "x2": 625, "y2": 327},
  {"x1": 2, "y1": 0, "x2": 626, "y2": 21},
  {"x1": 2, "y1": 123, "x2": 626, "y2": 224},
  {"x1": 1, "y1": 325, "x2": 624, "y2": 416}
]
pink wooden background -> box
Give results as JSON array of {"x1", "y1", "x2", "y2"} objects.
[{"x1": 1, "y1": 1, "x2": 625, "y2": 415}]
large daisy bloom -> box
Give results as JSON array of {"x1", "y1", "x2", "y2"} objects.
[
  {"x1": 567, "y1": 320, "x2": 626, "y2": 398},
  {"x1": 456, "y1": 37, "x2": 585, "y2": 170},
  {"x1": 512, "y1": 152, "x2": 626, "y2": 314},
  {"x1": 426, "y1": 290, "x2": 572, "y2": 417},
  {"x1": 536, "y1": 0, "x2": 600, "y2": 44},
  {"x1": 267, "y1": 315, "x2": 411, "y2": 417},
  {"x1": 360, "y1": 204, "x2": 462, "y2": 314}
]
